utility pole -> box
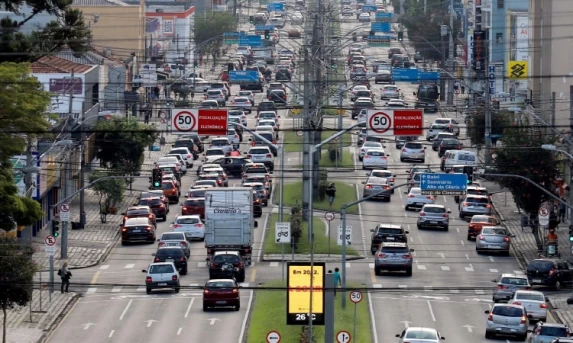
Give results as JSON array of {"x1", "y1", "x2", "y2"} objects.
[
  {"x1": 446, "y1": 0, "x2": 455, "y2": 105},
  {"x1": 302, "y1": 47, "x2": 312, "y2": 223},
  {"x1": 424, "y1": 0, "x2": 427, "y2": 14},
  {"x1": 23, "y1": 139, "x2": 34, "y2": 245},
  {"x1": 78, "y1": 69, "x2": 87, "y2": 229},
  {"x1": 62, "y1": 70, "x2": 74, "y2": 259},
  {"x1": 484, "y1": 41, "x2": 492, "y2": 165}
]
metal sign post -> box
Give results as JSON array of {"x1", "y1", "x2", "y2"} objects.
[
  {"x1": 275, "y1": 222, "x2": 291, "y2": 281},
  {"x1": 324, "y1": 212, "x2": 335, "y2": 256},
  {"x1": 349, "y1": 291, "x2": 363, "y2": 341},
  {"x1": 45, "y1": 235, "x2": 56, "y2": 297}
]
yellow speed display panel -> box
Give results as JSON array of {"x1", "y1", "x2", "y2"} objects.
[{"x1": 286, "y1": 262, "x2": 325, "y2": 325}]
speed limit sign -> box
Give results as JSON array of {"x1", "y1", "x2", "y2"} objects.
[
  {"x1": 368, "y1": 111, "x2": 392, "y2": 135},
  {"x1": 349, "y1": 291, "x2": 362, "y2": 304},
  {"x1": 172, "y1": 109, "x2": 197, "y2": 134}
]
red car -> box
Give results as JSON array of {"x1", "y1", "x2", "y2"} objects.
[
  {"x1": 181, "y1": 197, "x2": 205, "y2": 219},
  {"x1": 203, "y1": 279, "x2": 240, "y2": 311}
]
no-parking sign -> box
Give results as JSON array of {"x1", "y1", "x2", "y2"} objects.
[{"x1": 367, "y1": 109, "x2": 424, "y2": 136}]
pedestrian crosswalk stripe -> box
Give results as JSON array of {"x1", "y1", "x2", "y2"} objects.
[
  {"x1": 450, "y1": 289, "x2": 460, "y2": 294},
  {"x1": 489, "y1": 269, "x2": 499, "y2": 273},
  {"x1": 346, "y1": 263, "x2": 351, "y2": 268},
  {"x1": 112, "y1": 287, "x2": 122, "y2": 293},
  {"x1": 240, "y1": 283, "x2": 250, "y2": 287},
  {"x1": 372, "y1": 284, "x2": 382, "y2": 288},
  {"x1": 197, "y1": 262, "x2": 207, "y2": 268},
  {"x1": 368, "y1": 263, "x2": 375, "y2": 269},
  {"x1": 99, "y1": 265, "x2": 109, "y2": 270},
  {"x1": 441, "y1": 266, "x2": 450, "y2": 271},
  {"x1": 475, "y1": 290, "x2": 485, "y2": 295},
  {"x1": 87, "y1": 288, "x2": 97, "y2": 294},
  {"x1": 136, "y1": 287, "x2": 146, "y2": 292},
  {"x1": 424, "y1": 286, "x2": 432, "y2": 292},
  {"x1": 125, "y1": 264, "x2": 135, "y2": 269},
  {"x1": 270, "y1": 262, "x2": 279, "y2": 267},
  {"x1": 514, "y1": 270, "x2": 524, "y2": 275},
  {"x1": 465, "y1": 267, "x2": 474, "y2": 272},
  {"x1": 398, "y1": 285, "x2": 408, "y2": 289},
  {"x1": 417, "y1": 265, "x2": 426, "y2": 270}
]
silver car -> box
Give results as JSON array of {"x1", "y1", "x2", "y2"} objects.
[
  {"x1": 405, "y1": 187, "x2": 435, "y2": 210},
  {"x1": 399, "y1": 141, "x2": 426, "y2": 163},
  {"x1": 426, "y1": 123, "x2": 449, "y2": 140},
  {"x1": 530, "y1": 322, "x2": 569, "y2": 343},
  {"x1": 238, "y1": 90, "x2": 255, "y2": 105},
  {"x1": 373, "y1": 242, "x2": 414, "y2": 276},
  {"x1": 368, "y1": 169, "x2": 395, "y2": 191},
  {"x1": 433, "y1": 118, "x2": 460, "y2": 136},
  {"x1": 509, "y1": 290, "x2": 548, "y2": 322},
  {"x1": 492, "y1": 273, "x2": 531, "y2": 303},
  {"x1": 417, "y1": 204, "x2": 450, "y2": 231},
  {"x1": 485, "y1": 304, "x2": 529, "y2": 340},
  {"x1": 362, "y1": 177, "x2": 391, "y2": 201},
  {"x1": 157, "y1": 232, "x2": 190, "y2": 258},
  {"x1": 476, "y1": 226, "x2": 513, "y2": 255},
  {"x1": 459, "y1": 195, "x2": 492, "y2": 219},
  {"x1": 359, "y1": 141, "x2": 384, "y2": 161}
]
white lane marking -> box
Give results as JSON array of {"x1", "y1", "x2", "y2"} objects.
[
  {"x1": 369, "y1": 263, "x2": 374, "y2": 269},
  {"x1": 409, "y1": 236, "x2": 414, "y2": 243},
  {"x1": 87, "y1": 288, "x2": 97, "y2": 294},
  {"x1": 372, "y1": 284, "x2": 383, "y2": 288},
  {"x1": 237, "y1": 290, "x2": 254, "y2": 343},
  {"x1": 417, "y1": 265, "x2": 426, "y2": 270},
  {"x1": 475, "y1": 290, "x2": 485, "y2": 295},
  {"x1": 257, "y1": 213, "x2": 270, "y2": 262},
  {"x1": 109, "y1": 330, "x2": 115, "y2": 338},
  {"x1": 427, "y1": 300, "x2": 436, "y2": 321},
  {"x1": 441, "y1": 266, "x2": 450, "y2": 271},
  {"x1": 465, "y1": 264, "x2": 474, "y2": 272},
  {"x1": 119, "y1": 300, "x2": 133, "y2": 321},
  {"x1": 189, "y1": 283, "x2": 200, "y2": 287},
  {"x1": 407, "y1": 224, "x2": 411, "y2": 231},
  {"x1": 399, "y1": 285, "x2": 408, "y2": 289},
  {"x1": 399, "y1": 191, "x2": 403, "y2": 199},
  {"x1": 450, "y1": 289, "x2": 460, "y2": 294},
  {"x1": 99, "y1": 265, "x2": 109, "y2": 270},
  {"x1": 177, "y1": 328, "x2": 182, "y2": 336},
  {"x1": 424, "y1": 286, "x2": 433, "y2": 292},
  {"x1": 136, "y1": 287, "x2": 145, "y2": 292},
  {"x1": 460, "y1": 240, "x2": 465, "y2": 246},
  {"x1": 456, "y1": 228, "x2": 460, "y2": 233},
  {"x1": 197, "y1": 262, "x2": 207, "y2": 268},
  {"x1": 124, "y1": 264, "x2": 135, "y2": 269},
  {"x1": 489, "y1": 256, "x2": 496, "y2": 262},
  {"x1": 465, "y1": 254, "x2": 470, "y2": 260},
  {"x1": 111, "y1": 287, "x2": 122, "y2": 293},
  {"x1": 443, "y1": 196, "x2": 447, "y2": 202},
  {"x1": 354, "y1": 184, "x2": 368, "y2": 258},
  {"x1": 346, "y1": 262, "x2": 351, "y2": 268},
  {"x1": 270, "y1": 262, "x2": 279, "y2": 267},
  {"x1": 368, "y1": 291, "x2": 380, "y2": 343},
  {"x1": 184, "y1": 297, "x2": 196, "y2": 318},
  {"x1": 490, "y1": 269, "x2": 499, "y2": 273}
]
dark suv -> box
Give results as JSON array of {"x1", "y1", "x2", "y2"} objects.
[
  {"x1": 153, "y1": 247, "x2": 188, "y2": 275},
  {"x1": 211, "y1": 157, "x2": 253, "y2": 177},
  {"x1": 352, "y1": 99, "x2": 374, "y2": 119},
  {"x1": 388, "y1": 48, "x2": 402, "y2": 59},
  {"x1": 370, "y1": 224, "x2": 408, "y2": 254},
  {"x1": 527, "y1": 258, "x2": 573, "y2": 289},
  {"x1": 252, "y1": 190, "x2": 263, "y2": 218},
  {"x1": 268, "y1": 90, "x2": 287, "y2": 106},
  {"x1": 209, "y1": 251, "x2": 245, "y2": 282},
  {"x1": 257, "y1": 100, "x2": 277, "y2": 114},
  {"x1": 138, "y1": 197, "x2": 168, "y2": 221}
]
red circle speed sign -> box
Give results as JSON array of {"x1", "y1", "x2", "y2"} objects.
[
  {"x1": 369, "y1": 112, "x2": 392, "y2": 134},
  {"x1": 173, "y1": 110, "x2": 196, "y2": 132}
]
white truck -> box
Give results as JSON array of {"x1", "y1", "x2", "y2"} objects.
[{"x1": 204, "y1": 188, "x2": 257, "y2": 264}]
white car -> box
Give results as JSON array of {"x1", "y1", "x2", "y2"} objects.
[
  {"x1": 433, "y1": 118, "x2": 460, "y2": 135},
  {"x1": 426, "y1": 123, "x2": 449, "y2": 140},
  {"x1": 385, "y1": 99, "x2": 408, "y2": 108},
  {"x1": 236, "y1": 46, "x2": 252, "y2": 57},
  {"x1": 352, "y1": 85, "x2": 369, "y2": 94},
  {"x1": 405, "y1": 187, "x2": 435, "y2": 210},
  {"x1": 168, "y1": 147, "x2": 193, "y2": 168},
  {"x1": 246, "y1": 146, "x2": 274, "y2": 170},
  {"x1": 357, "y1": 109, "x2": 367, "y2": 125},
  {"x1": 368, "y1": 169, "x2": 395, "y2": 190},
  {"x1": 209, "y1": 138, "x2": 232, "y2": 155},
  {"x1": 157, "y1": 156, "x2": 186, "y2": 173},
  {"x1": 397, "y1": 327, "x2": 445, "y2": 343},
  {"x1": 380, "y1": 85, "x2": 400, "y2": 99},
  {"x1": 172, "y1": 215, "x2": 205, "y2": 241},
  {"x1": 359, "y1": 141, "x2": 383, "y2": 161},
  {"x1": 362, "y1": 149, "x2": 388, "y2": 169},
  {"x1": 143, "y1": 262, "x2": 180, "y2": 294},
  {"x1": 508, "y1": 290, "x2": 547, "y2": 321},
  {"x1": 258, "y1": 111, "x2": 279, "y2": 121},
  {"x1": 204, "y1": 148, "x2": 226, "y2": 162},
  {"x1": 358, "y1": 12, "x2": 371, "y2": 22},
  {"x1": 231, "y1": 97, "x2": 252, "y2": 113},
  {"x1": 228, "y1": 110, "x2": 247, "y2": 126},
  {"x1": 257, "y1": 119, "x2": 279, "y2": 132},
  {"x1": 237, "y1": 90, "x2": 255, "y2": 105}
]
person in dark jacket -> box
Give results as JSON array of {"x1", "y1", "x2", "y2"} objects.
[
  {"x1": 326, "y1": 183, "x2": 336, "y2": 207},
  {"x1": 58, "y1": 262, "x2": 72, "y2": 293}
]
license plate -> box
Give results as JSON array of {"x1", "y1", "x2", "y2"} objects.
[
  {"x1": 132, "y1": 229, "x2": 141, "y2": 233},
  {"x1": 166, "y1": 258, "x2": 174, "y2": 262},
  {"x1": 415, "y1": 203, "x2": 423, "y2": 206},
  {"x1": 158, "y1": 283, "x2": 167, "y2": 286},
  {"x1": 167, "y1": 243, "x2": 178, "y2": 246},
  {"x1": 216, "y1": 301, "x2": 227, "y2": 304},
  {"x1": 533, "y1": 279, "x2": 542, "y2": 283},
  {"x1": 487, "y1": 245, "x2": 500, "y2": 249},
  {"x1": 389, "y1": 256, "x2": 400, "y2": 259},
  {"x1": 430, "y1": 221, "x2": 438, "y2": 224},
  {"x1": 386, "y1": 237, "x2": 395, "y2": 240}
]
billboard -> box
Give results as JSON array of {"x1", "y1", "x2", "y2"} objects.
[
  {"x1": 515, "y1": 16, "x2": 529, "y2": 62},
  {"x1": 472, "y1": 31, "x2": 486, "y2": 72},
  {"x1": 287, "y1": 262, "x2": 325, "y2": 325},
  {"x1": 507, "y1": 61, "x2": 528, "y2": 78}
]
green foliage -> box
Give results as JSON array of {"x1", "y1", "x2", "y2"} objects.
[
  {"x1": 290, "y1": 205, "x2": 302, "y2": 245},
  {"x1": 493, "y1": 127, "x2": 559, "y2": 214},
  {"x1": 89, "y1": 171, "x2": 125, "y2": 212},
  {"x1": 94, "y1": 117, "x2": 158, "y2": 174},
  {"x1": 194, "y1": 12, "x2": 237, "y2": 62},
  {"x1": 0, "y1": 1, "x2": 91, "y2": 63},
  {"x1": 0, "y1": 238, "x2": 37, "y2": 339},
  {"x1": 12, "y1": 196, "x2": 44, "y2": 226},
  {"x1": 468, "y1": 110, "x2": 511, "y2": 146}
]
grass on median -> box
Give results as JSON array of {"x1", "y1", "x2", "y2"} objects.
[
  {"x1": 246, "y1": 280, "x2": 371, "y2": 343},
  {"x1": 263, "y1": 214, "x2": 358, "y2": 255},
  {"x1": 319, "y1": 151, "x2": 354, "y2": 169},
  {"x1": 283, "y1": 131, "x2": 352, "y2": 153},
  {"x1": 275, "y1": 181, "x2": 359, "y2": 215}
]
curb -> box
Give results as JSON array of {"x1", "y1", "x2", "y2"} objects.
[
  {"x1": 37, "y1": 293, "x2": 80, "y2": 343},
  {"x1": 491, "y1": 201, "x2": 527, "y2": 270}
]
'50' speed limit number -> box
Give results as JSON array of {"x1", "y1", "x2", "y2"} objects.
[
  {"x1": 172, "y1": 110, "x2": 197, "y2": 133},
  {"x1": 368, "y1": 111, "x2": 392, "y2": 135}
]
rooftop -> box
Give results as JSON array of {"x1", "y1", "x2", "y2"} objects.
[
  {"x1": 30, "y1": 56, "x2": 94, "y2": 74},
  {"x1": 72, "y1": 0, "x2": 130, "y2": 6}
]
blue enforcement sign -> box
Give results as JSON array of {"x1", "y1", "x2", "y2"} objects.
[
  {"x1": 371, "y1": 22, "x2": 391, "y2": 32},
  {"x1": 362, "y1": 4, "x2": 377, "y2": 11},
  {"x1": 375, "y1": 12, "x2": 392, "y2": 19},
  {"x1": 229, "y1": 70, "x2": 260, "y2": 82},
  {"x1": 267, "y1": 2, "x2": 284, "y2": 11},
  {"x1": 420, "y1": 173, "x2": 468, "y2": 195},
  {"x1": 391, "y1": 68, "x2": 419, "y2": 81},
  {"x1": 239, "y1": 35, "x2": 262, "y2": 47}
]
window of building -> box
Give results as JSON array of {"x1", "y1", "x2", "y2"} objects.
[
  {"x1": 497, "y1": 0, "x2": 504, "y2": 8},
  {"x1": 496, "y1": 33, "x2": 503, "y2": 44}
]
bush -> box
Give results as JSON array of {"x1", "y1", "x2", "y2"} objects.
[
  {"x1": 299, "y1": 326, "x2": 316, "y2": 343},
  {"x1": 318, "y1": 180, "x2": 328, "y2": 201},
  {"x1": 290, "y1": 205, "x2": 303, "y2": 245}
]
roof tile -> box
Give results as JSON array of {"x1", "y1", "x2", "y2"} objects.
[{"x1": 30, "y1": 56, "x2": 94, "y2": 74}]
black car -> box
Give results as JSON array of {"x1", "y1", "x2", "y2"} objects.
[
  {"x1": 268, "y1": 90, "x2": 287, "y2": 106},
  {"x1": 370, "y1": 224, "x2": 409, "y2": 254},
  {"x1": 438, "y1": 139, "x2": 462, "y2": 157},
  {"x1": 138, "y1": 197, "x2": 168, "y2": 221},
  {"x1": 175, "y1": 134, "x2": 204, "y2": 153},
  {"x1": 211, "y1": 157, "x2": 253, "y2": 177},
  {"x1": 275, "y1": 69, "x2": 291, "y2": 81},
  {"x1": 257, "y1": 100, "x2": 277, "y2": 114},
  {"x1": 209, "y1": 251, "x2": 246, "y2": 282},
  {"x1": 153, "y1": 247, "x2": 188, "y2": 275},
  {"x1": 239, "y1": 81, "x2": 264, "y2": 92},
  {"x1": 526, "y1": 258, "x2": 573, "y2": 289},
  {"x1": 388, "y1": 48, "x2": 402, "y2": 59},
  {"x1": 252, "y1": 190, "x2": 263, "y2": 218},
  {"x1": 352, "y1": 99, "x2": 374, "y2": 119}
]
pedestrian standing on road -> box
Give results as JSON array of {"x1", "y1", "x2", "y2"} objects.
[
  {"x1": 144, "y1": 113, "x2": 150, "y2": 124},
  {"x1": 58, "y1": 262, "x2": 72, "y2": 293},
  {"x1": 461, "y1": 83, "x2": 465, "y2": 94},
  {"x1": 333, "y1": 268, "x2": 342, "y2": 296},
  {"x1": 326, "y1": 183, "x2": 336, "y2": 207}
]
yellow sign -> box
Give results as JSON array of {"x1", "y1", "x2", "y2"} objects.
[
  {"x1": 507, "y1": 61, "x2": 528, "y2": 78},
  {"x1": 287, "y1": 262, "x2": 325, "y2": 325}
]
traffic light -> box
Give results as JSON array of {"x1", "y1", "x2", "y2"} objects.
[
  {"x1": 151, "y1": 168, "x2": 163, "y2": 188},
  {"x1": 569, "y1": 225, "x2": 573, "y2": 242},
  {"x1": 463, "y1": 166, "x2": 474, "y2": 184},
  {"x1": 398, "y1": 31, "x2": 404, "y2": 41},
  {"x1": 330, "y1": 59, "x2": 336, "y2": 69},
  {"x1": 52, "y1": 220, "x2": 60, "y2": 237},
  {"x1": 264, "y1": 30, "x2": 270, "y2": 39},
  {"x1": 249, "y1": 16, "x2": 254, "y2": 24}
]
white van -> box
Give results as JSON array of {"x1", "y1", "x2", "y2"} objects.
[{"x1": 441, "y1": 150, "x2": 477, "y2": 171}]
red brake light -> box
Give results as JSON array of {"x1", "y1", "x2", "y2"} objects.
[
  {"x1": 180, "y1": 241, "x2": 188, "y2": 246},
  {"x1": 121, "y1": 228, "x2": 127, "y2": 232},
  {"x1": 408, "y1": 194, "x2": 415, "y2": 198},
  {"x1": 504, "y1": 237, "x2": 510, "y2": 242},
  {"x1": 365, "y1": 185, "x2": 372, "y2": 189},
  {"x1": 172, "y1": 275, "x2": 178, "y2": 281},
  {"x1": 486, "y1": 204, "x2": 492, "y2": 208},
  {"x1": 210, "y1": 263, "x2": 217, "y2": 268},
  {"x1": 402, "y1": 148, "x2": 406, "y2": 152},
  {"x1": 159, "y1": 204, "x2": 165, "y2": 208},
  {"x1": 187, "y1": 154, "x2": 191, "y2": 158},
  {"x1": 443, "y1": 213, "x2": 449, "y2": 218},
  {"x1": 173, "y1": 224, "x2": 181, "y2": 228},
  {"x1": 377, "y1": 253, "x2": 387, "y2": 258},
  {"x1": 487, "y1": 314, "x2": 493, "y2": 321},
  {"x1": 232, "y1": 288, "x2": 238, "y2": 294},
  {"x1": 540, "y1": 303, "x2": 547, "y2": 308},
  {"x1": 146, "y1": 226, "x2": 153, "y2": 231},
  {"x1": 478, "y1": 235, "x2": 485, "y2": 240},
  {"x1": 419, "y1": 212, "x2": 425, "y2": 216},
  {"x1": 158, "y1": 242, "x2": 166, "y2": 247},
  {"x1": 180, "y1": 257, "x2": 185, "y2": 261},
  {"x1": 247, "y1": 154, "x2": 252, "y2": 158},
  {"x1": 402, "y1": 254, "x2": 412, "y2": 259},
  {"x1": 497, "y1": 285, "x2": 506, "y2": 290},
  {"x1": 266, "y1": 154, "x2": 272, "y2": 158},
  {"x1": 520, "y1": 316, "x2": 527, "y2": 324},
  {"x1": 154, "y1": 257, "x2": 160, "y2": 262},
  {"x1": 146, "y1": 276, "x2": 152, "y2": 283},
  {"x1": 512, "y1": 301, "x2": 521, "y2": 305},
  {"x1": 462, "y1": 202, "x2": 468, "y2": 206},
  {"x1": 182, "y1": 207, "x2": 187, "y2": 211},
  {"x1": 204, "y1": 289, "x2": 210, "y2": 295},
  {"x1": 549, "y1": 268, "x2": 555, "y2": 276}
]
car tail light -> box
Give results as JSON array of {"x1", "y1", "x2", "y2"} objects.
[
  {"x1": 252, "y1": 141, "x2": 256, "y2": 147},
  {"x1": 238, "y1": 262, "x2": 243, "y2": 269},
  {"x1": 364, "y1": 156, "x2": 370, "y2": 159},
  {"x1": 217, "y1": 180, "x2": 222, "y2": 185},
  {"x1": 377, "y1": 253, "x2": 387, "y2": 258},
  {"x1": 535, "y1": 328, "x2": 541, "y2": 335},
  {"x1": 427, "y1": 196, "x2": 434, "y2": 200},
  {"x1": 146, "y1": 226, "x2": 153, "y2": 232},
  {"x1": 265, "y1": 175, "x2": 270, "y2": 180},
  {"x1": 266, "y1": 154, "x2": 272, "y2": 158},
  {"x1": 210, "y1": 263, "x2": 217, "y2": 268},
  {"x1": 419, "y1": 212, "x2": 425, "y2": 216},
  {"x1": 154, "y1": 257, "x2": 160, "y2": 262},
  {"x1": 402, "y1": 254, "x2": 412, "y2": 259},
  {"x1": 383, "y1": 186, "x2": 390, "y2": 189},
  {"x1": 402, "y1": 148, "x2": 406, "y2": 152},
  {"x1": 525, "y1": 287, "x2": 531, "y2": 290},
  {"x1": 520, "y1": 316, "x2": 527, "y2": 324},
  {"x1": 478, "y1": 235, "x2": 485, "y2": 240},
  {"x1": 172, "y1": 275, "x2": 178, "y2": 281},
  {"x1": 146, "y1": 276, "x2": 152, "y2": 283},
  {"x1": 540, "y1": 303, "x2": 547, "y2": 308},
  {"x1": 497, "y1": 285, "x2": 506, "y2": 290},
  {"x1": 196, "y1": 223, "x2": 204, "y2": 228},
  {"x1": 458, "y1": 145, "x2": 462, "y2": 149},
  {"x1": 272, "y1": 140, "x2": 277, "y2": 144},
  {"x1": 204, "y1": 289, "x2": 210, "y2": 295},
  {"x1": 389, "y1": 178, "x2": 394, "y2": 182},
  {"x1": 549, "y1": 268, "x2": 555, "y2": 276},
  {"x1": 180, "y1": 241, "x2": 188, "y2": 246},
  {"x1": 255, "y1": 199, "x2": 260, "y2": 204},
  {"x1": 443, "y1": 213, "x2": 449, "y2": 218},
  {"x1": 148, "y1": 214, "x2": 154, "y2": 219},
  {"x1": 180, "y1": 257, "x2": 185, "y2": 261},
  {"x1": 182, "y1": 207, "x2": 187, "y2": 211},
  {"x1": 504, "y1": 237, "x2": 510, "y2": 242},
  {"x1": 487, "y1": 314, "x2": 493, "y2": 321},
  {"x1": 486, "y1": 204, "x2": 492, "y2": 208},
  {"x1": 408, "y1": 195, "x2": 415, "y2": 198},
  {"x1": 247, "y1": 154, "x2": 252, "y2": 158},
  {"x1": 124, "y1": 216, "x2": 128, "y2": 220},
  {"x1": 268, "y1": 96, "x2": 272, "y2": 100},
  {"x1": 159, "y1": 204, "x2": 165, "y2": 208},
  {"x1": 440, "y1": 144, "x2": 444, "y2": 148},
  {"x1": 173, "y1": 224, "x2": 181, "y2": 228},
  {"x1": 462, "y1": 202, "x2": 468, "y2": 207},
  {"x1": 365, "y1": 185, "x2": 372, "y2": 189},
  {"x1": 158, "y1": 242, "x2": 166, "y2": 247},
  {"x1": 421, "y1": 150, "x2": 425, "y2": 153},
  {"x1": 512, "y1": 301, "x2": 521, "y2": 305},
  {"x1": 232, "y1": 288, "x2": 238, "y2": 294}
]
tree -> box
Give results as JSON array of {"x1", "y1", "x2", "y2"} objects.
[
  {"x1": 194, "y1": 12, "x2": 237, "y2": 66},
  {"x1": 89, "y1": 172, "x2": 126, "y2": 223},
  {"x1": 0, "y1": 238, "x2": 37, "y2": 343},
  {"x1": 468, "y1": 110, "x2": 512, "y2": 146},
  {"x1": 0, "y1": 1, "x2": 91, "y2": 63},
  {"x1": 94, "y1": 117, "x2": 158, "y2": 178}
]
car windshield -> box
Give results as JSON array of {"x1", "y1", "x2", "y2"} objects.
[
  {"x1": 156, "y1": 248, "x2": 184, "y2": 257},
  {"x1": 405, "y1": 143, "x2": 423, "y2": 149},
  {"x1": 371, "y1": 171, "x2": 391, "y2": 178},
  {"x1": 529, "y1": 260, "x2": 555, "y2": 270},
  {"x1": 212, "y1": 140, "x2": 229, "y2": 146},
  {"x1": 381, "y1": 247, "x2": 409, "y2": 254},
  {"x1": 500, "y1": 277, "x2": 529, "y2": 285},
  {"x1": 384, "y1": 86, "x2": 398, "y2": 91},
  {"x1": 184, "y1": 199, "x2": 205, "y2": 207},
  {"x1": 539, "y1": 326, "x2": 568, "y2": 336},
  {"x1": 443, "y1": 139, "x2": 459, "y2": 145},
  {"x1": 161, "y1": 233, "x2": 184, "y2": 240},
  {"x1": 492, "y1": 306, "x2": 524, "y2": 317},
  {"x1": 434, "y1": 119, "x2": 451, "y2": 124},
  {"x1": 127, "y1": 209, "x2": 149, "y2": 216},
  {"x1": 409, "y1": 188, "x2": 422, "y2": 195},
  {"x1": 250, "y1": 148, "x2": 270, "y2": 154},
  {"x1": 246, "y1": 167, "x2": 267, "y2": 174},
  {"x1": 149, "y1": 264, "x2": 175, "y2": 274},
  {"x1": 139, "y1": 198, "x2": 162, "y2": 206},
  {"x1": 207, "y1": 149, "x2": 225, "y2": 156},
  {"x1": 176, "y1": 217, "x2": 201, "y2": 225},
  {"x1": 466, "y1": 197, "x2": 489, "y2": 204},
  {"x1": 431, "y1": 124, "x2": 447, "y2": 130},
  {"x1": 515, "y1": 293, "x2": 544, "y2": 301},
  {"x1": 377, "y1": 227, "x2": 402, "y2": 234},
  {"x1": 355, "y1": 101, "x2": 373, "y2": 107},
  {"x1": 188, "y1": 190, "x2": 206, "y2": 198},
  {"x1": 207, "y1": 281, "x2": 235, "y2": 288},
  {"x1": 367, "y1": 151, "x2": 385, "y2": 156},
  {"x1": 213, "y1": 254, "x2": 241, "y2": 263},
  {"x1": 196, "y1": 180, "x2": 216, "y2": 186},
  {"x1": 468, "y1": 189, "x2": 488, "y2": 196},
  {"x1": 482, "y1": 228, "x2": 507, "y2": 235},
  {"x1": 405, "y1": 331, "x2": 438, "y2": 340},
  {"x1": 364, "y1": 142, "x2": 381, "y2": 148},
  {"x1": 472, "y1": 216, "x2": 492, "y2": 223},
  {"x1": 161, "y1": 183, "x2": 174, "y2": 189},
  {"x1": 458, "y1": 154, "x2": 475, "y2": 161},
  {"x1": 356, "y1": 91, "x2": 370, "y2": 96},
  {"x1": 424, "y1": 206, "x2": 445, "y2": 213},
  {"x1": 239, "y1": 92, "x2": 251, "y2": 96}
]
